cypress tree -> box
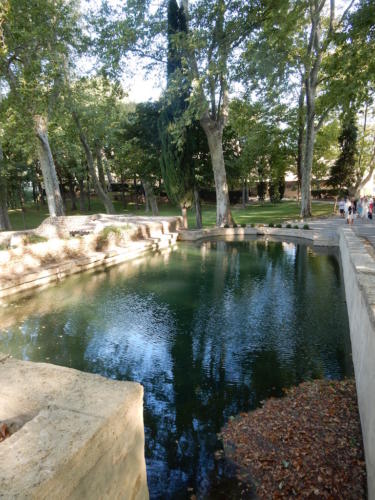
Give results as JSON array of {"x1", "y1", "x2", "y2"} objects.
[
  {"x1": 329, "y1": 111, "x2": 358, "y2": 190},
  {"x1": 159, "y1": 0, "x2": 199, "y2": 228}
]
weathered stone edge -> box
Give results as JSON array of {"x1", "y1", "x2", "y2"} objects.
[
  {"x1": 178, "y1": 226, "x2": 337, "y2": 246},
  {"x1": 0, "y1": 237, "x2": 176, "y2": 300},
  {"x1": 340, "y1": 227, "x2": 375, "y2": 329}
]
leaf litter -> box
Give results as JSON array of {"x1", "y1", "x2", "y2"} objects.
[{"x1": 220, "y1": 379, "x2": 366, "y2": 499}]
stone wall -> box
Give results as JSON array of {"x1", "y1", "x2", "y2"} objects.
[
  {"x1": 340, "y1": 228, "x2": 375, "y2": 498},
  {"x1": 0, "y1": 215, "x2": 181, "y2": 300},
  {"x1": 0, "y1": 354, "x2": 149, "y2": 499}
]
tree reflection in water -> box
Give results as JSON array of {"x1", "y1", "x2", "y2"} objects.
[{"x1": 0, "y1": 239, "x2": 352, "y2": 499}]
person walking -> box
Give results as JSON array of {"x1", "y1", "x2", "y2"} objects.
[
  {"x1": 338, "y1": 198, "x2": 345, "y2": 218},
  {"x1": 362, "y1": 197, "x2": 368, "y2": 221},
  {"x1": 345, "y1": 198, "x2": 351, "y2": 224},
  {"x1": 357, "y1": 198, "x2": 363, "y2": 219}
]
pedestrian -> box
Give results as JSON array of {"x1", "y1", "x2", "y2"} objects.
[
  {"x1": 362, "y1": 198, "x2": 368, "y2": 220},
  {"x1": 357, "y1": 198, "x2": 363, "y2": 218},
  {"x1": 345, "y1": 198, "x2": 351, "y2": 224},
  {"x1": 369, "y1": 199, "x2": 373, "y2": 220},
  {"x1": 348, "y1": 202, "x2": 354, "y2": 225},
  {"x1": 338, "y1": 198, "x2": 345, "y2": 218}
]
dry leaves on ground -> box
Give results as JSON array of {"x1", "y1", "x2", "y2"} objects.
[
  {"x1": 220, "y1": 379, "x2": 366, "y2": 499},
  {"x1": 0, "y1": 423, "x2": 10, "y2": 443}
]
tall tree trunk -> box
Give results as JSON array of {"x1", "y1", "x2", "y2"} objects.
[
  {"x1": 301, "y1": 100, "x2": 315, "y2": 217},
  {"x1": 68, "y1": 175, "x2": 77, "y2": 211},
  {"x1": 142, "y1": 178, "x2": 159, "y2": 216},
  {"x1": 120, "y1": 174, "x2": 127, "y2": 208},
  {"x1": 95, "y1": 145, "x2": 107, "y2": 192},
  {"x1": 78, "y1": 178, "x2": 85, "y2": 212},
  {"x1": 181, "y1": 205, "x2": 188, "y2": 229},
  {"x1": 34, "y1": 115, "x2": 65, "y2": 217},
  {"x1": 194, "y1": 186, "x2": 202, "y2": 229},
  {"x1": 200, "y1": 117, "x2": 233, "y2": 226},
  {"x1": 300, "y1": 6, "x2": 322, "y2": 218},
  {"x1": 134, "y1": 175, "x2": 139, "y2": 210},
  {"x1": 72, "y1": 111, "x2": 115, "y2": 214},
  {"x1": 18, "y1": 183, "x2": 26, "y2": 229},
  {"x1": 86, "y1": 171, "x2": 91, "y2": 211},
  {"x1": 297, "y1": 82, "x2": 305, "y2": 198},
  {"x1": 106, "y1": 166, "x2": 113, "y2": 190},
  {"x1": 242, "y1": 178, "x2": 246, "y2": 208},
  {"x1": 144, "y1": 183, "x2": 150, "y2": 212},
  {"x1": 0, "y1": 144, "x2": 11, "y2": 231}
]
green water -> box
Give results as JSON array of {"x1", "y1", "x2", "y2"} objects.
[{"x1": 0, "y1": 238, "x2": 352, "y2": 498}]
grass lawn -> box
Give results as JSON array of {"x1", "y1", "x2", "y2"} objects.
[{"x1": 8, "y1": 198, "x2": 335, "y2": 231}]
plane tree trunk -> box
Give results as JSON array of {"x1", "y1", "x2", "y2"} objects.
[
  {"x1": 194, "y1": 186, "x2": 202, "y2": 229},
  {"x1": 0, "y1": 144, "x2": 11, "y2": 231},
  {"x1": 142, "y1": 178, "x2": 159, "y2": 216},
  {"x1": 200, "y1": 113, "x2": 233, "y2": 226},
  {"x1": 72, "y1": 111, "x2": 115, "y2": 214},
  {"x1": 33, "y1": 115, "x2": 65, "y2": 217}
]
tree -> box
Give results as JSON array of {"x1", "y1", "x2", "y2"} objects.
[
  {"x1": 329, "y1": 110, "x2": 358, "y2": 190},
  {"x1": 68, "y1": 77, "x2": 118, "y2": 214},
  {"x1": 0, "y1": 142, "x2": 11, "y2": 230},
  {"x1": 0, "y1": 0, "x2": 81, "y2": 217},
  {"x1": 299, "y1": 0, "x2": 357, "y2": 217},
  {"x1": 116, "y1": 102, "x2": 162, "y2": 216},
  {"x1": 159, "y1": 0, "x2": 198, "y2": 228}
]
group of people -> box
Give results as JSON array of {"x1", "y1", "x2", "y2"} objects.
[{"x1": 338, "y1": 197, "x2": 374, "y2": 225}]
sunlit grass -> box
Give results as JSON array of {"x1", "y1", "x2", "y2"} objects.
[{"x1": 8, "y1": 198, "x2": 334, "y2": 231}]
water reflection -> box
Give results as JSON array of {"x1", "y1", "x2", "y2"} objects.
[{"x1": 0, "y1": 239, "x2": 352, "y2": 499}]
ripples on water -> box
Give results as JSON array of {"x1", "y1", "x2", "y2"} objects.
[{"x1": 0, "y1": 238, "x2": 352, "y2": 499}]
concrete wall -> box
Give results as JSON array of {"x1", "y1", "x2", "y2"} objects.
[
  {"x1": 0, "y1": 355, "x2": 149, "y2": 499},
  {"x1": 340, "y1": 228, "x2": 375, "y2": 498}
]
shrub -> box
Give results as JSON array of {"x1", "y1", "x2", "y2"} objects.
[
  {"x1": 23, "y1": 234, "x2": 48, "y2": 245},
  {"x1": 224, "y1": 224, "x2": 230, "y2": 228},
  {"x1": 303, "y1": 224, "x2": 310, "y2": 230},
  {"x1": 241, "y1": 223, "x2": 246, "y2": 228},
  {"x1": 286, "y1": 224, "x2": 292, "y2": 228},
  {"x1": 233, "y1": 223, "x2": 238, "y2": 228},
  {"x1": 96, "y1": 226, "x2": 124, "y2": 250},
  {"x1": 250, "y1": 223, "x2": 255, "y2": 228},
  {"x1": 294, "y1": 225, "x2": 299, "y2": 229},
  {"x1": 276, "y1": 223, "x2": 282, "y2": 228},
  {"x1": 268, "y1": 222, "x2": 274, "y2": 228}
]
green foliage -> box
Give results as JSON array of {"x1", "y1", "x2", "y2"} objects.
[
  {"x1": 159, "y1": 0, "x2": 197, "y2": 210},
  {"x1": 268, "y1": 222, "x2": 274, "y2": 227},
  {"x1": 286, "y1": 223, "x2": 292, "y2": 228},
  {"x1": 294, "y1": 225, "x2": 299, "y2": 229},
  {"x1": 22, "y1": 234, "x2": 48, "y2": 245},
  {"x1": 269, "y1": 178, "x2": 286, "y2": 203},
  {"x1": 303, "y1": 224, "x2": 310, "y2": 230},
  {"x1": 276, "y1": 223, "x2": 282, "y2": 228},
  {"x1": 95, "y1": 225, "x2": 126, "y2": 250},
  {"x1": 329, "y1": 111, "x2": 358, "y2": 189}
]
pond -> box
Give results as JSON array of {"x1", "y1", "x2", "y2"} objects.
[{"x1": 0, "y1": 238, "x2": 352, "y2": 499}]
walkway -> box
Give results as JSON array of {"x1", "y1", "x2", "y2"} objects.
[{"x1": 306, "y1": 216, "x2": 375, "y2": 248}]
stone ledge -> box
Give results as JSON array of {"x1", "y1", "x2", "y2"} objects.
[
  {"x1": 339, "y1": 227, "x2": 375, "y2": 498},
  {"x1": 178, "y1": 226, "x2": 338, "y2": 246},
  {"x1": 0, "y1": 216, "x2": 180, "y2": 300},
  {"x1": 0, "y1": 355, "x2": 149, "y2": 499}
]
